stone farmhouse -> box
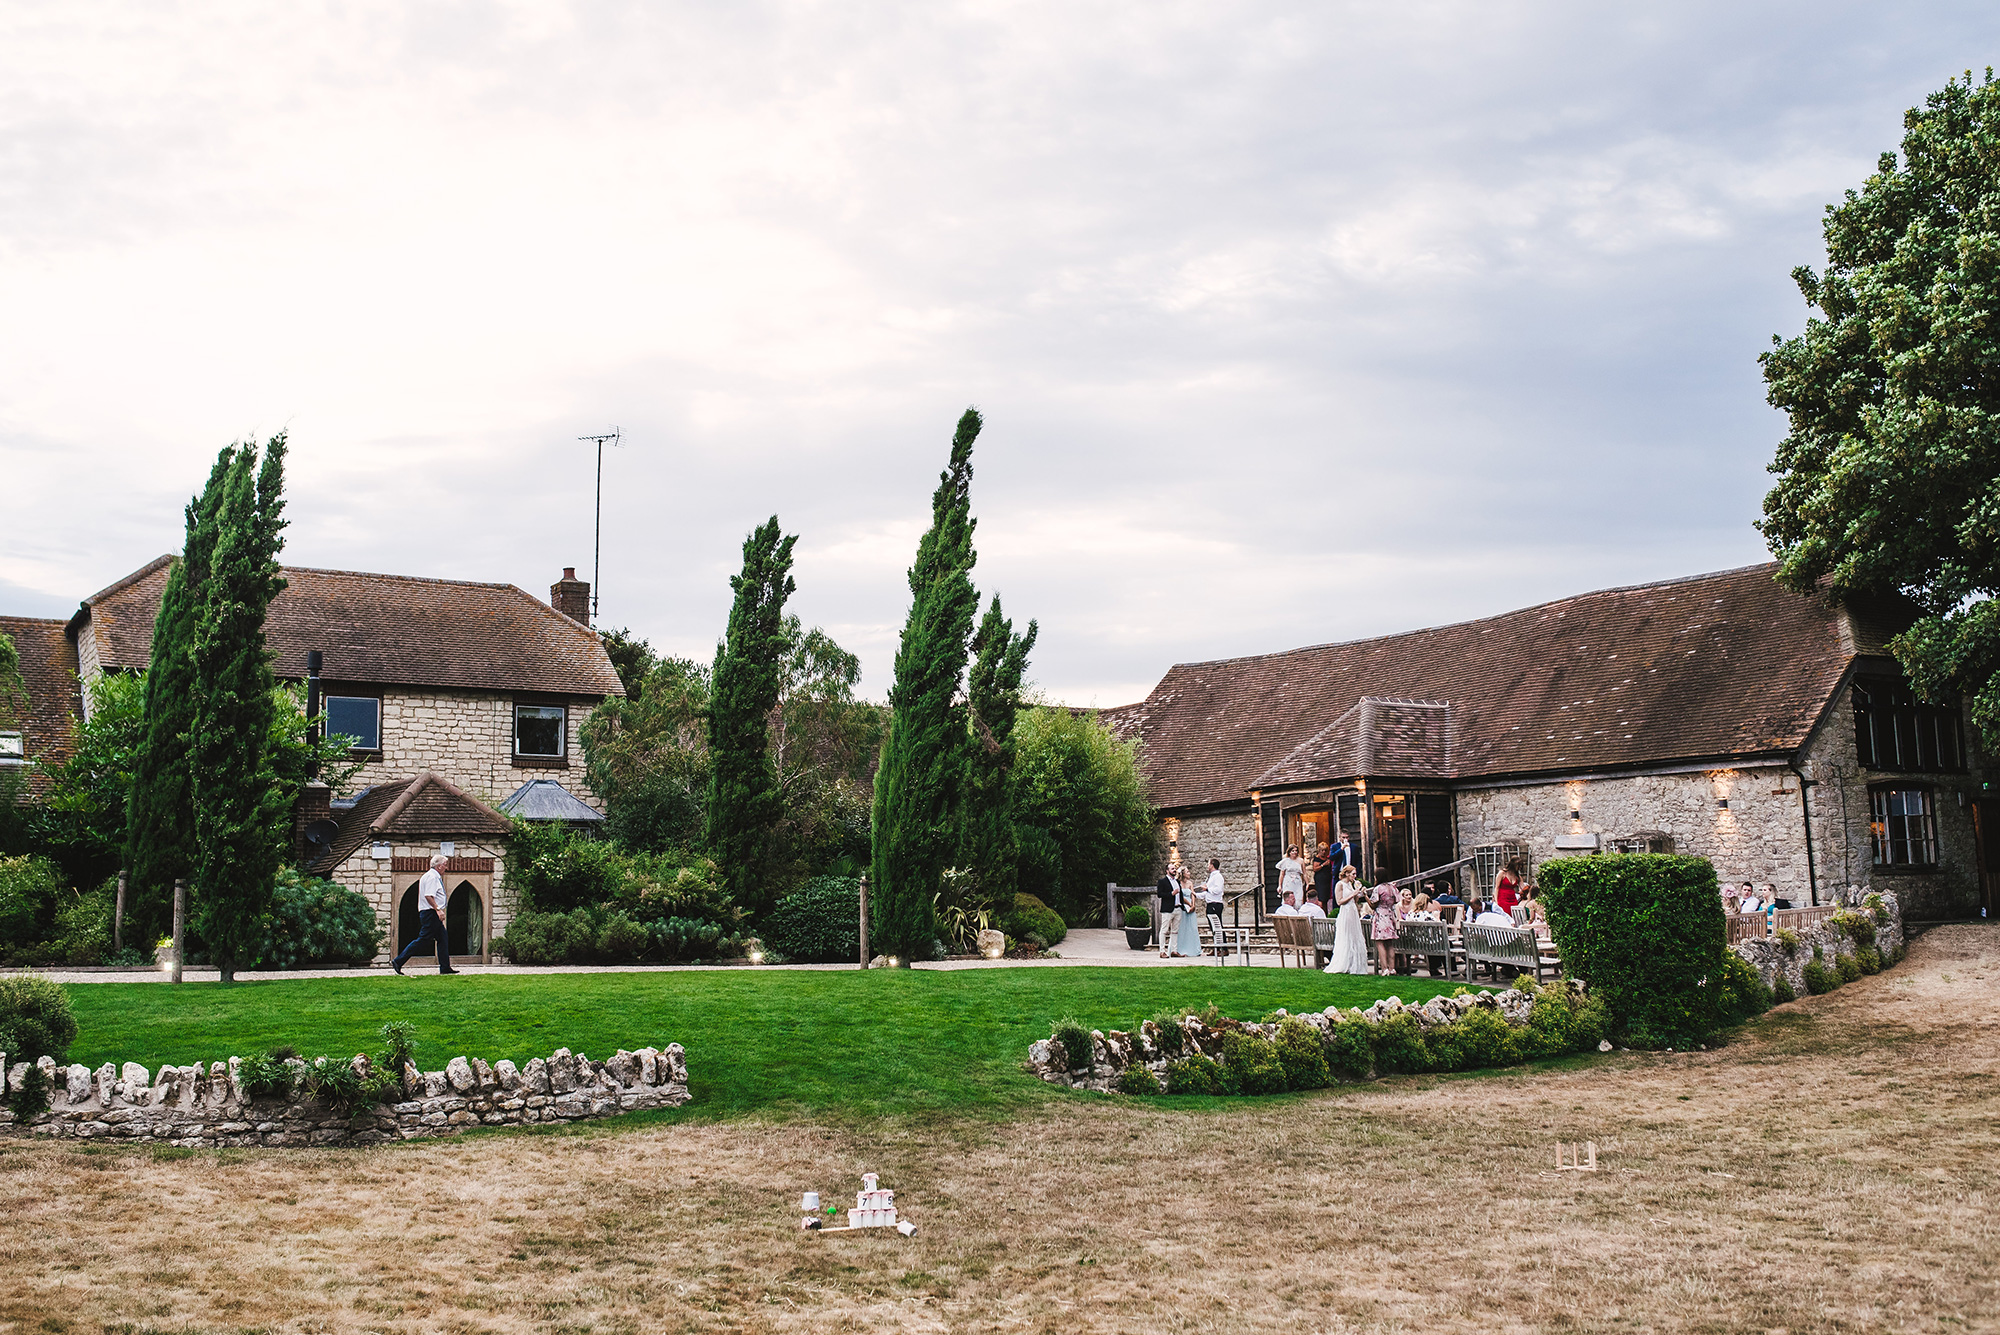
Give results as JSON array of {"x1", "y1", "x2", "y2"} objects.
[
  {"x1": 5, "y1": 558, "x2": 623, "y2": 963},
  {"x1": 1104, "y1": 563, "x2": 1993, "y2": 924}
]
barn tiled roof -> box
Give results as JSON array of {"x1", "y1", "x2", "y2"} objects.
[
  {"x1": 72, "y1": 559, "x2": 623, "y2": 699},
  {"x1": 1112, "y1": 563, "x2": 1895, "y2": 811},
  {"x1": 0, "y1": 616, "x2": 83, "y2": 798},
  {"x1": 307, "y1": 772, "x2": 511, "y2": 874}
]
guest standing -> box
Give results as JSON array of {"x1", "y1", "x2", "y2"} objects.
[
  {"x1": 1275, "y1": 845, "x2": 1306, "y2": 912},
  {"x1": 1370, "y1": 879, "x2": 1401, "y2": 974}
]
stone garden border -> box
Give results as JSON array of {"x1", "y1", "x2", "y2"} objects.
[{"x1": 0, "y1": 1044, "x2": 689, "y2": 1148}]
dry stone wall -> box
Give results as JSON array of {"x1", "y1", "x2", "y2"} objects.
[
  {"x1": 0, "y1": 1043, "x2": 688, "y2": 1148},
  {"x1": 1730, "y1": 885, "x2": 1907, "y2": 996}
]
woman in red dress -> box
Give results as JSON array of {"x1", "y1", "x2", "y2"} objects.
[{"x1": 1494, "y1": 859, "x2": 1522, "y2": 918}]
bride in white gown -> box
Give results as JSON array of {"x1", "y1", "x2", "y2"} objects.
[{"x1": 1325, "y1": 866, "x2": 1371, "y2": 974}]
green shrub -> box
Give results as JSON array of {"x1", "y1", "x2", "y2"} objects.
[
  {"x1": 493, "y1": 908, "x2": 596, "y2": 965},
  {"x1": 1452, "y1": 1005, "x2": 1522, "y2": 1069},
  {"x1": 1856, "y1": 944, "x2": 1882, "y2": 974},
  {"x1": 377, "y1": 1020, "x2": 417, "y2": 1090},
  {"x1": 303, "y1": 1056, "x2": 392, "y2": 1116},
  {"x1": 1001, "y1": 893, "x2": 1067, "y2": 947},
  {"x1": 1835, "y1": 952, "x2": 1863, "y2": 984},
  {"x1": 1772, "y1": 976, "x2": 1796, "y2": 1004},
  {"x1": 1775, "y1": 928, "x2": 1800, "y2": 956},
  {"x1": 1122, "y1": 902, "x2": 1151, "y2": 929},
  {"x1": 1424, "y1": 1019, "x2": 1467, "y2": 1072},
  {"x1": 1718, "y1": 951, "x2": 1774, "y2": 1023},
  {"x1": 1538, "y1": 854, "x2": 1725, "y2": 1049},
  {"x1": 1272, "y1": 1018, "x2": 1332, "y2": 1090},
  {"x1": 1220, "y1": 1032, "x2": 1287, "y2": 1095},
  {"x1": 1802, "y1": 959, "x2": 1835, "y2": 994},
  {"x1": 1524, "y1": 989, "x2": 1577, "y2": 1057},
  {"x1": 759, "y1": 876, "x2": 860, "y2": 963},
  {"x1": 1115, "y1": 1064, "x2": 1161, "y2": 1095},
  {"x1": 1830, "y1": 909, "x2": 1877, "y2": 948},
  {"x1": 0, "y1": 855, "x2": 63, "y2": 959},
  {"x1": 494, "y1": 904, "x2": 740, "y2": 965},
  {"x1": 1146, "y1": 1010, "x2": 1186, "y2": 1058},
  {"x1": 1163, "y1": 1053, "x2": 1228, "y2": 1095},
  {"x1": 50, "y1": 879, "x2": 115, "y2": 966},
  {"x1": 249, "y1": 870, "x2": 382, "y2": 970},
  {"x1": 238, "y1": 1052, "x2": 297, "y2": 1102},
  {"x1": 1372, "y1": 1012, "x2": 1430, "y2": 1074},
  {"x1": 1572, "y1": 994, "x2": 1611, "y2": 1050},
  {"x1": 0, "y1": 973, "x2": 77, "y2": 1069},
  {"x1": 595, "y1": 911, "x2": 650, "y2": 960},
  {"x1": 1051, "y1": 1018, "x2": 1093, "y2": 1071},
  {"x1": 10, "y1": 1062, "x2": 50, "y2": 1120},
  {"x1": 1323, "y1": 1014, "x2": 1375, "y2": 1080}
]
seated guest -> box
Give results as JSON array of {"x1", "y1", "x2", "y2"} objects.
[
  {"x1": 1433, "y1": 883, "x2": 1465, "y2": 907},
  {"x1": 1528, "y1": 899, "x2": 1552, "y2": 941},
  {"x1": 1738, "y1": 887, "x2": 1763, "y2": 914},
  {"x1": 1473, "y1": 902, "x2": 1516, "y2": 928},
  {"x1": 1405, "y1": 894, "x2": 1439, "y2": 921},
  {"x1": 1274, "y1": 891, "x2": 1304, "y2": 916},
  {"x1": 1298, "y1": 894, "x2": 1326, "y2": 919}
]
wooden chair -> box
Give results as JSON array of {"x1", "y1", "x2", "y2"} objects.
[{"x1": 1271, "y1": 914, "x2": 1311, "y2": 967}]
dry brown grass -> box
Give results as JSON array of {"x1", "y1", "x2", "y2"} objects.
[{"x1": 3, "y1": 926, "x2": 1997, "y2": 1334}]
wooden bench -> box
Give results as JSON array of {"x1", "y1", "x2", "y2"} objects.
[
  {"x1": 1391, "y1": 919, "x2": 1456, "y2": 978},
  {"x1": 1463, "y1": 922, "x2": 1559, "y2": 982},
  {"x1": 1270, "y1": 914, "x2": 1316, "y2": 967}
]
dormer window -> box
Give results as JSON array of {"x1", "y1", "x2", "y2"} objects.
[
  {"x1": 515, "y1": 704, "x2": 566, "y2": 758},
  {"x1": 325, "y1": 696, "x2": 382, "y2": 752}
]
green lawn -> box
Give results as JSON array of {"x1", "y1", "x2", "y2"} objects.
[{"x1": 64, "y1": 967, "x2": 1461, "y2": 1122}]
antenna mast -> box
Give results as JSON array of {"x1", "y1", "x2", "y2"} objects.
[{"x1": 578, "y1": 428, "x2": 621, "y2": 620}]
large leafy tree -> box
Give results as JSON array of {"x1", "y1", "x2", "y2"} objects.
[
  {"x1": 125, "y1": 450, "x2": 232, "y2": 942},
  {"x1": 706, "y1": 516, "x2": 797, "y2": 919},
  {"x1": 190, "y1": 435, "x2": 291, "y2": 982},
  {"x1": 768, "y1": 616, "x2": 886, "y2": 886},
  {"x1": 583, "y1": 655, "x2": 712, "y2": 854},
  {"x1": 872, "y1": 408, "x2": 983, "y2": 962},
  {"x1": 959, "y1": 596, "x2": 1037, "y2": 910},
  {"x1": 1761, "y1": 71, "x2": 2000, "y2": 742},
  {"x1": 1008, "y1": 705, "x2": 1153, "y2": 925}
]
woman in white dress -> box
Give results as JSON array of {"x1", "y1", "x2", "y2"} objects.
[{"x1": 1325, "y1": 866, "x2": 1370, "y2": 974}]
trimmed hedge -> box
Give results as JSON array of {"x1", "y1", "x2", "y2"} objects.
[
  {"x1": 1001, "y1": 892, "x2": 1067, "y2": 947},
  {"x1": 1539, "y1": 853, "x2": 1725, "y2": 1049},
  {"x1": 760, "y1": 876, "x2": 861, "y2": 964}
]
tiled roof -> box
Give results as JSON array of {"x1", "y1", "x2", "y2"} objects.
[
  {"x1": 0, "y1": 616, "x2": 83, "y2": 798},
  {"x1": 308, "y1": 772, "x2": 511, "y2": 874},
  {"x1": 498, "y1": 778, "x2": 605, "y2": 822},
  {"x1": 74, "y1": 559, "x2": 623, "y2": 699},
  {"x1": 1114, "y1": 564, "x2": 1891, "y2": 811}
]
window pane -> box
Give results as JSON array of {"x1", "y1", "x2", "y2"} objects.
[
  {"x1": 0, "y1": 731, "x2": 22, "y2": 759},
  {"x1": 325, "y1": 696, "x2": 380, "y2": 750},
  {"x1": 516, "y1": 705, "x2": 564, "y2": 756}
]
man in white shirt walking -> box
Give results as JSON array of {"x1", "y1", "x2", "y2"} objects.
[{"x1": 392, "y1": 853, "x2": 460, "y2": 975}]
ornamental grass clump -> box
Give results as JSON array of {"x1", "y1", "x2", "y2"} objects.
[
  {"x1": 1145, "y1": 1009, "x2": 1186, "y2": 1058},
  {"x1": 1050, "y1": 1018, "x2": 1093, "y2": 1072}
]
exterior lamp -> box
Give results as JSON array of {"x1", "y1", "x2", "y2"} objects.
[
  {"x1": 1568, "y1": 809, "x2": 1581, "y2": 821},
  {"x1": 886, "y1": 956, "x2": 899, "y2": 968},
  {"x1": 749, "y1": 948, "x2": 764, "y2": 964}
]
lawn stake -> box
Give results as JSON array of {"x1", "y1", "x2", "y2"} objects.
[{"x1": 1554, "y1": 1141, "x2": 1598, "y2": 1172}]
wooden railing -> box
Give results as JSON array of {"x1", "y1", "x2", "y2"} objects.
[
  {"x1": 1724, "y1": 912, "x2": 1769, "y2": 945},
  {"x1": 1772, "y1": 906, "x2": 1835, "y2": 933}
]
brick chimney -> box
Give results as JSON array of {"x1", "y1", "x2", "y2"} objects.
[
  {"x1": 294, "y1": 782, "x2": 332, "y2": 861},
  {"x1": 551, "y1": 567, "x2": 591, "y2": 625}
]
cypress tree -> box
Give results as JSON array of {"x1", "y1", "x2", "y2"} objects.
[
  {"x1": 125, "y1": 449, "x2": 233, "y2": 943},
  {"x1": 871, "y1": 408, "x2": 983, "y2": 963},
  {"x1": 961, "y1": 595, "x2": 1037, "y2": 910},
  {"x1": 190, "y1": 435, "x2": 290, "y2": 982},
  {"x1": 706, "y1": 516, "x2": 797, "y2": 920}
]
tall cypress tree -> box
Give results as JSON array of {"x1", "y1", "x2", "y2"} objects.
[
  {"x1": 706, "y1": 516, "x2": 797, "y2": 920},
  {"x1": 190, "y1": 435, "x2": 290, "y2": 982},
  {"x1": 871, "y1": 408, "x2": 983, "y2": 963},
  {"x1": 125, "y1": 449, "x2": 233, "y2": 943},
  {"x1": 961, "y1": 595, "x2": 1037, "y2": 910}
]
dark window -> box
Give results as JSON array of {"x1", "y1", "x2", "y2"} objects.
[
  {"x1": 325, "y1": 696, "x2": 381, "y2": 751},
  {"x1": 1854, "y1": 677, "x2": 1965, "y2": 772},
  {"x1": 1870, "y1": 787, "x2": 1938, "y2": 867},
  {"x1": 515, "y1": 704, "x2": 565, "y2": 757},
  {"x1": 1610, "y1": 834, "x2": 1675, "y2": 855}
]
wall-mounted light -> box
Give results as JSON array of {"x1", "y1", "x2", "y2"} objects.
[
  {"x1": 370, "y1": 842, "x2": 391, "y2": 860},
  {"x1": 1716, "y1": 799, "x2": 1730, "y2": 810},
  {"x1": 1568, "y1": 810, "x2": 1582, "y2": 821}
]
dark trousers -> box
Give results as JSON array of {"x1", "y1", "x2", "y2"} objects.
[{"x1": 394, "y1": 908, "x2": 450, "y2": 971}]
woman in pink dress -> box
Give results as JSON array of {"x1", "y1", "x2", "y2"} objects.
[{"x1": 1370, "y1": 880, "x2": 1401, "y2": 974}]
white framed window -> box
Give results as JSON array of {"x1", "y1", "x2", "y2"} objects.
[
  {"x1": 0, "y1": 730, "x2": 22, "y2": 761},
  {"x1": 1609, "y1": 833, "x2": 1675, "y2": 855},
  {"x1": 325, "y1": 695, "x2": 381, "y2": 751},
  {"x1": 514, "y1": 704, "x2": 566, "y2": 758},
  {"x1": 1870, "y1": 787, "x2": 1938, "y2": 867}
]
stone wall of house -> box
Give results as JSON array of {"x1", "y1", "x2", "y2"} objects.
[
  {"x1": 1791, "y1": 680, "x2": 1982, "y2": 921},
  {"x1": 332, "y1": 839, "x2": 511, "y2": 957},
  {"x1": 1154, "y1": 810, "x2": 1260, "y2": 894},
  {"x1": 342, "y1": 688, "x2": 600, "y2": 812},
  {"x1": 74, "y1": 630, "x2": 102, "y2": 719},
  {"x1": 1, "y1": 1044, "x2": 688, "y2": 1148}
]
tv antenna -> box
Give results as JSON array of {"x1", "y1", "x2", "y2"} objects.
[{"x1": 579, "y1": 428, "x2": 621, "y2": 620}]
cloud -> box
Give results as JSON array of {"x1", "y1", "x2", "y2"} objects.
[{"x1": 1, "y1": 0, "x2": 1992, "y2": 701}]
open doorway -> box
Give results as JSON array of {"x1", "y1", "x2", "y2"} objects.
[
  {"x1": 1370, "y1": 794, "x2": 1412, "y2": 883},
  {"x1": 396, "y1": 874, "x2": 492, "y2": 965}
]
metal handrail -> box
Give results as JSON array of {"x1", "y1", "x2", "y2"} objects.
[{"x1": 1384, "y1": 856, "x2": 1475, "y2": 891}]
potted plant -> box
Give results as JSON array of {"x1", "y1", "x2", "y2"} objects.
[{"x1": 1122, "y1": 903, "x2": 1153, "y2": 950}]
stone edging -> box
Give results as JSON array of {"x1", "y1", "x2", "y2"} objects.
[{"x1": 0, "y1": 1044, "x2": 689, "y2": 1147}]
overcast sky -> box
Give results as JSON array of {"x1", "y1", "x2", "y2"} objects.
[{"x1": 3, "y1": 3, "x2": 1992, "y2": 704}]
